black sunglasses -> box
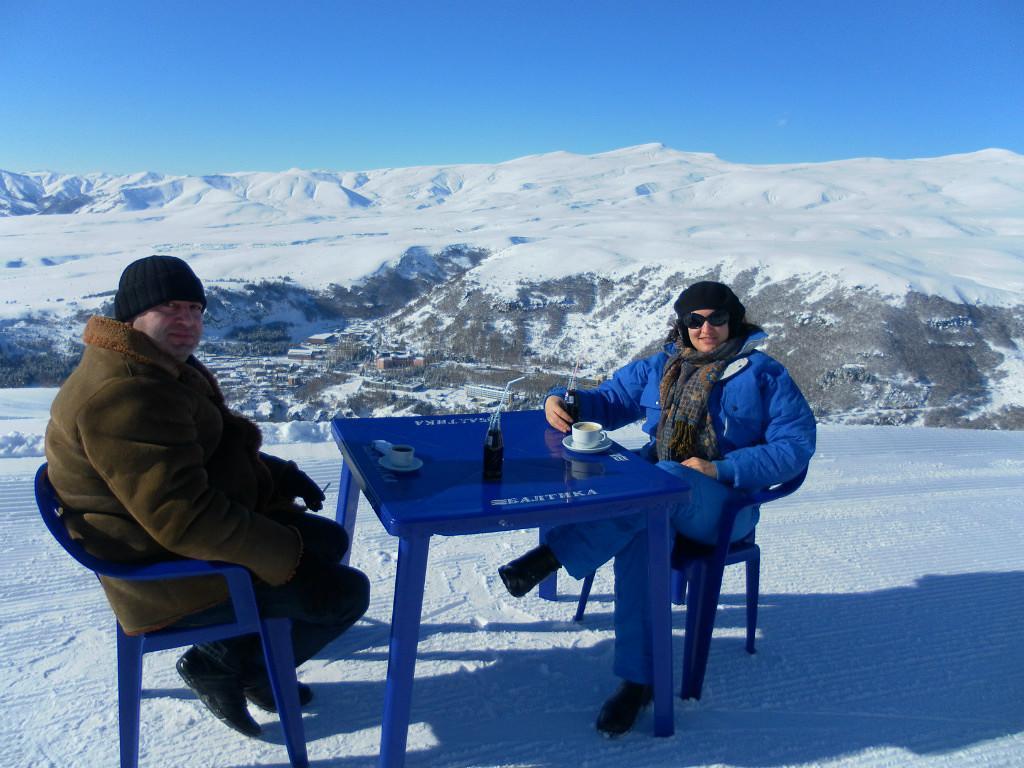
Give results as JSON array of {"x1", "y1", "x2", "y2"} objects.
[{"x1": 680, "y1": 309, "x2": 730, "y2": 330}]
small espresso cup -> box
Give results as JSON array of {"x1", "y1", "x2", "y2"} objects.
[
  {"x1": 388, "y1": 444, "x2": 416, "y2": 467},
  {"x1": 571, "y1": 421, "x2": 606, "y2": 449}
]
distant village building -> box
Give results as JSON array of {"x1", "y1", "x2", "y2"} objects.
[
  {"x1": 374, "y1": 352, "x2": 425, "y2": 371},
  {"x1": 465, "y1": 384, "x2": 516, "y2": 405},
  {"x1": 287, "y1": 348, "x2": 317, "y2": 361},
  {"x1": 305, "y1": 332, "x2": 337, "y2": 345}
]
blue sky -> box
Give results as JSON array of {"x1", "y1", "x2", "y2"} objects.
[{"x1": 1, "y1": 1, "x2": 1020, "y2": 175}]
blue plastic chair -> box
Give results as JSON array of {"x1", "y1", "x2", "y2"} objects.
[
  {"x1": 572, "y1": 466, "x2": 808, "y2": 700},
  {"x1": 34, "y1": 464, "x2": 309, "y2": 768}
]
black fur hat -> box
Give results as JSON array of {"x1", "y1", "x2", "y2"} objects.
[
  {"x1": 673, "y1": 281, "x2": 746, "y2": 347},
  {"x1": 113, "y1": 255, "x2": 206, "y2": 321}
]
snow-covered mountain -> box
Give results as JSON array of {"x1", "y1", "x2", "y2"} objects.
[{"x1": 1, "y1": 144, "x2": 1022, "y2": 427}]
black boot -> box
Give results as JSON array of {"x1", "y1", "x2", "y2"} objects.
[
  {"x1": 176, "y1": 649, "x2": 262, "y2": 737},
  {"x1": 595, "y1": 681, "x2": 653, "y2": 737},
  {"x1": 498, "y1": 544, "x2": 561, "y2": 597},
  {"x1": 244, "y1": 682, "x2": 314, "y2": 713}
]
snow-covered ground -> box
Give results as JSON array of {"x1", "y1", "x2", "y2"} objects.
[{"x1": 2, "y1": 388, "x2": 1022, "y2": 767}]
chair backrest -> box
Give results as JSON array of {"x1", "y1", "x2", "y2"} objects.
[
  {"x1": 717, "y1": 465, "x2": 810, "y2": 525},
  {"x1": 700, "y1": 464, "x2": 811, "y2": 560},
  {"x1": 35, "y1": 463, "x2": 115, "y2": 576},
  {"x1": 36, "y1": 461, "x2": 250, "y2": 579},
  {"x1": 742, "y1": 465, "x2": 809, "y2": 507},
  {"x1": 35, "y1": 462, "x2": 263, "y2": 637}
]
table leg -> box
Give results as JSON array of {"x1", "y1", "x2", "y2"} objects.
[
  {"x1": 538, "y1": 525, "x2": 558, "y2": 601},
  {"x1": 336, "y1": 461, "x2": 361, "y2": 566},
  {"x1": 379, "y1": 534, "x2": 431, "y2": 768},
  {"x1": 647, "y1": 504, "x2": 674, "y2": 737}
]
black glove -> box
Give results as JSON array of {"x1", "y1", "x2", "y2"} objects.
[
  {"x1": 263, "y1": 453, "x2": 325, "y2": 511},
  {"x1": 285, "y1": 463, "x2": 325, "y2": 511}
]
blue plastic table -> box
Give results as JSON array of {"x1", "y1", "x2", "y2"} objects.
[{"x1": 331, "y1": 410, "x2": 690, "y2": 767}]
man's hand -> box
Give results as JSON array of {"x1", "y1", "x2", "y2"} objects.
[
  {"x1": 281, "y1": 462, "x2": 326, "y2": 511},
  {"x1": 545, "y1": 395, "x2": 574, "y2": 433},
  {"x1": 681, "y1": 457, "x2": 718, "y2": 479}
]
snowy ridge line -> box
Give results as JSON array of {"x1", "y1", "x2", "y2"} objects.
[
  {"x1": 3, "y1": 146, "x2": 1024, "y2": 327},
  {"x1": 776, "y1": 473, "x2": 1024, "y2": 502},
  {"x1": 813, "y1": 427, "x2": 1024, "y2": 449},
  {"x1": 0, "y1": 589, "x2": 99, "y2": 616},
  {"x1": 703, "y1": 628, "x2": 1020, "y2": 703},
  {"x1": 756, "y1": 544, "x2": 1024, "y2": 576},
  {"x1": 746, "y1": 613, "x2": 1020, "y2": 658},
  {"x1": 736, "y1": 660, "x2": 1022, "y2": 717},
  {"x1": 696, "y1": 700, "x2": 1020, "y2": 727},
  {"x1": 0, "y1": 478, "x2": 39, "y2": 495},
  {"x1": 814, "y1": 445, "x2": 1024, "y2": 460},
  {"x1": 815, "y1": 448, "x2": 1024, "y2": 464}
]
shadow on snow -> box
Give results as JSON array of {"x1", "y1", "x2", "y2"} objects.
[{"x1": 196, "y1": 569, "x2": 1024, "y2": 767}]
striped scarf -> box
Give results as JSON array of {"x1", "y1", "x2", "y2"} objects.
[{"x1": 655, "y1": 336, "x2": 744, "y2": 463}]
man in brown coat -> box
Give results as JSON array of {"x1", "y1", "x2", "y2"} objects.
[{"x1": 45, "y1": 255, "x2": 369, "y2": 737}]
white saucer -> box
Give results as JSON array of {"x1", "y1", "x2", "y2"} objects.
[
  {"x1": 562, "y1": 435, "x2": 613, "y2": 454},
  {"x1": 379, "y1": 456, "x2": 424, "y2": 473}
]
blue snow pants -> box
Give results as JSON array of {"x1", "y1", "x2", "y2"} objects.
[{"x1": 545, "y1": 460, "x2": 757, "y2": 685}]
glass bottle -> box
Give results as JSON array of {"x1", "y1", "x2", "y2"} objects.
[
  {"x1": 483, "y1": 424, "x2": 504, "y2": 480},
  {"x1": 563, "y1": 388, "x2": 580, "y2": 423}
]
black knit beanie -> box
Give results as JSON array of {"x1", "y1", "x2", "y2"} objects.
[
  {"x1": 673, "y1": 281, "x2": 746, "y2": 346},
  {"x1": 113, "y1": 255, "x2": 206, "y2": 321}
]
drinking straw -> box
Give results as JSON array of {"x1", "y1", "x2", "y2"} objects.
[
  {"x1": 567, "y1": 357, "x2": 581, "y2": 391},
  {"x1": 490, "y1": 375, "x2": 526, "y2": 430},
  {"x1": 488, "y1": 403, "x2": 503, "y2": 432},
  {"x1": 503, "y1": 375, "x2": 526, "y2": 401}
]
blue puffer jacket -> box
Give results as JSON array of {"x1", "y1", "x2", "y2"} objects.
[{"x1": 554, "y1": 332, "x2": 816, "y2": 491}]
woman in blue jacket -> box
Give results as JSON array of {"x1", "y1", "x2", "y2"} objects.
[{"x1": 499, "y1": 280, "x2": 816, "y2": 736}]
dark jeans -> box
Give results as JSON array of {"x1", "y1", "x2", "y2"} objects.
[{"x1": 173, "y1": 513, "x2": 370, "y2": 687}]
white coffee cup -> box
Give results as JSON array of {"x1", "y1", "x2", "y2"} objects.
[
  {"x1": 388, "y1": 444, "x2": 416, "y2": 467},
  {"x1": 571, "y1": 421, "x2": 606, "y2": 449}
]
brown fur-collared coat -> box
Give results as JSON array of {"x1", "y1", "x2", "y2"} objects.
[{"x1": 45, "y1": 316, "x2": 303, "y2": 635}]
